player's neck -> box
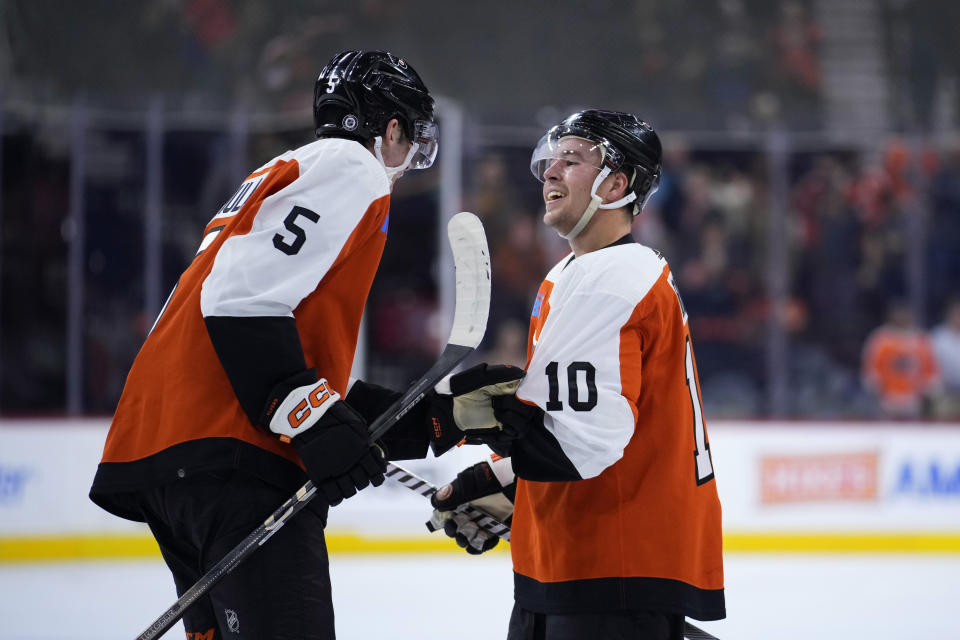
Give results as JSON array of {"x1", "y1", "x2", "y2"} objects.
[{"x1": 569, "y1": 215, "x2": 632, "y2": 257}]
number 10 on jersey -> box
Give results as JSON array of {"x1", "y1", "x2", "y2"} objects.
[{"x1": 544, "y1": 345, "x2": 714, "y2": 486}]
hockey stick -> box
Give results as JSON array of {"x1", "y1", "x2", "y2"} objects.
[
  {"x1": 385, "y1": 462, "x2": 510, "y2": 541},
  {"x1": 135, "y1": 212, "x2": 490, "y2": 640},
  {"x1": 389, "y1": 461, "x2": 721, "y2": 640},
  {"x1": 680, "y1": 623, "x2": 722, "y2": 640}
]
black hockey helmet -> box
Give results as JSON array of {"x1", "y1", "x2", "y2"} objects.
[
  {"x1": 531, "y1": 109, "x2": 662, "y2": 215},
  {"x1": 314, "y1": 50, "x2": 437, "y2": 168}
]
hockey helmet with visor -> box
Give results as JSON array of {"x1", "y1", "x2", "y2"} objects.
[
  {"x1": 530, "y1": 110, "x2": 661, "y2": 219},
  {"x1": 314, "y1": 50, "x2": 438, "y2": 170}
]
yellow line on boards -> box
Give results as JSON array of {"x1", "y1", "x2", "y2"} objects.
[
  {"x1": 0, "y1": 532, "x2": 506, "y2": 563},
  {"x1": 723, "y1": 532, "x2": 960, "y2": 553},
  {"x1": 0, "y1": 534, "x2": 163, "y2": 563},
  {"x1": 326, "y1": 532, "x2": 508, "y2": 555},
  {"x1": 2, "y1": 532, "x2": 960, "y2": 563}
]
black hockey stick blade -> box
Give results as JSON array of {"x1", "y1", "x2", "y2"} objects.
[{"x1": 134, "y1": 213, "x2": 490, "y2": 640}]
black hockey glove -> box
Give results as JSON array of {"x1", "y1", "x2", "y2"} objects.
[
  {"x1": 427, "y1": 363, "x2": 527, "y2": 456},
  {"x1": 342, "y1": 379, "x2": 464, "y2": 460},
  {"x1": 261, "y1": 370, "x2": 386, "y2": 506},
  {"x1": 490, "y1": 394, "x2": 543, "y2": 441},
  {"x1": 428, "y1": 456, "x2": 515, "y2": 555}
]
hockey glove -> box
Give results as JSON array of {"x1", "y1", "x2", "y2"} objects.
[
  {"x1": 490, "y1": 394, "x2": 543, "y2": 440},
  {"x1": 427, "y1": 363, "x2": 526, "y2": 456},
  {"x1": 261, "y1": 370, "x2": 386, "y2": 506},
  {"x1": 342, "y1": 378, "x2": 464, "y2": 460},
  {"x1": 428, "y1": 456, "x2": 515, "y2": 555}
]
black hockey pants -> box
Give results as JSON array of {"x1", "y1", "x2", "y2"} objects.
[
  {"x1": 507, "y1": 603, "x2": 685, "y2": 640},
  {"x1": 136, "y1": 469, "x2": 335, "y2": 640}
]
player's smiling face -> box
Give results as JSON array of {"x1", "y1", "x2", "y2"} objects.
[{"x1": 541, "y1": 136, "x2": 604, "y2": 233}]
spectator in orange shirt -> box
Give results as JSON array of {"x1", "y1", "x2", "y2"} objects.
[{"x1": 862, "y1": 299, "x2": 940, "y2": 418}]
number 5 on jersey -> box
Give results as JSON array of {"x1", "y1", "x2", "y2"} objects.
[{"x1": 273, "y1": 206, "x2": 320, "y2": 255}]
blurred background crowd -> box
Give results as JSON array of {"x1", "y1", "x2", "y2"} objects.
[{"x1": 2, "y1": 0, "x2": 959, "y2": 420}]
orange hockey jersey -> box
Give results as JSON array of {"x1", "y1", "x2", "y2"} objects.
[
  {"x1": 510, "y1": 239, "x2": 725, "y2": 620},
  {"x1": 90, "y1": 138, "x2": 390, "y2": 520},
  {"x1": 861, "y1": 326, "x2": 939, "y2": 415}
]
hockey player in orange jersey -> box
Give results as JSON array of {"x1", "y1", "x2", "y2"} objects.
[
  {"x1": 429, "y1": 110, "x2": 725, "y2": 639},
  {"x1": 88, "y1": 51, "x2": 481, "y2": 640}
]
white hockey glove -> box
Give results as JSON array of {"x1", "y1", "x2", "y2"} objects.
[
  {"x1": 426, "y1": 363, "x2": 526, "y2": 456},
  {"x1": 428, "y1": 455, "x2": 515, "y2": 554}
]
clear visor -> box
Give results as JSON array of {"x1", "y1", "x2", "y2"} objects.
[
  {"x1": 409, "y1": 120, "x2": 439, "y2": 169},
  {"x1": 529, "y1": 133, "x2": 606, "y2": 182}
]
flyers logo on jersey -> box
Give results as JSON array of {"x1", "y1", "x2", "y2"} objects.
[
  {"x1": 530, "y1": 281, "x2": 554, "y2": 349},
  {"x1": 288, "y1": 381, "x2": 335, "y2": 429},
  {"x1": 531, "y1": 292, "x2": 545, "y2": 318}
]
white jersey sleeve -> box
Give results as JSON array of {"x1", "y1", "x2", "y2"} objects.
[
  {"x1": 515, "y1": 246, "x2": 666, "y2": 479},
  {"x1": 201, "y1": 139, "x2": 389, "y2": 318}
]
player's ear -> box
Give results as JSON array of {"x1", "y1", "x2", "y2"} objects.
[
  {"x1": 385, "y1": 118, "x2": 404, "y2": 144},
  {"x1": 603, "y1": 171, "x2": 630, "y2": 203}
]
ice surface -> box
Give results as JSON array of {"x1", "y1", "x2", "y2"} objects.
[{"x1": 1, "y1": 552, "x2": 957, "y2": 639}]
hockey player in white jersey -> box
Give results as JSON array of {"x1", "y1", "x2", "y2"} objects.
[
  {"x1": 429, "y1": 110, "x2": 725, "y2": 639},
  {"x1": 89, "y1": 50, "x2": 488, "y2": 640}
]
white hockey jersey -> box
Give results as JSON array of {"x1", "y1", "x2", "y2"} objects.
[
  {"x1": 97, "y1": 138, "x2": 391, "y2": 473},
  {"x1": 510, "y1": 240, "x2": 725, "y2": 620}
]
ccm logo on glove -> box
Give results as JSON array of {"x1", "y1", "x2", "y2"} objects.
[
  {"x1": 267, "y1": 378, "x2": 341, "y2": 441},
  {"x1": 288, "y1": 381, "x2": 335, "y2": 428}
]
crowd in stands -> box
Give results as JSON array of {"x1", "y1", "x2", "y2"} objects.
[
  {"x1": 5, "y1": 122, "x2": 960, "y2": 419},
  {"x1": 3, "y1": 0, "x2": 960, "y2": 419},
  {"x1": 4, "y1": 0, "x2": 828, "y2": 131},
  {"x1": 441, "y1": 137, "x2": 960, "y2": 420}
]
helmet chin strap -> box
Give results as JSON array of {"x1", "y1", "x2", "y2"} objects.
[
  {"x1": 374, "y1": 136, "x2": 420, "y2": 187},
  {"x1": 560, "y1": 167, "x2": 638, "y2": 240}
]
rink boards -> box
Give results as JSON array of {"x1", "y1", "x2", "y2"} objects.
[{"x1": 1, "y1": 419, "x2": 959, "y2": 561}]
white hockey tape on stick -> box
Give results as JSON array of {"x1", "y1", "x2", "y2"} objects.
[
  {"x1": 446, "y1": 211, "x2": 491, "y2": 349},
  {"x1": 367, "y1": 212, "x2": 490, "y2": 442}
]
